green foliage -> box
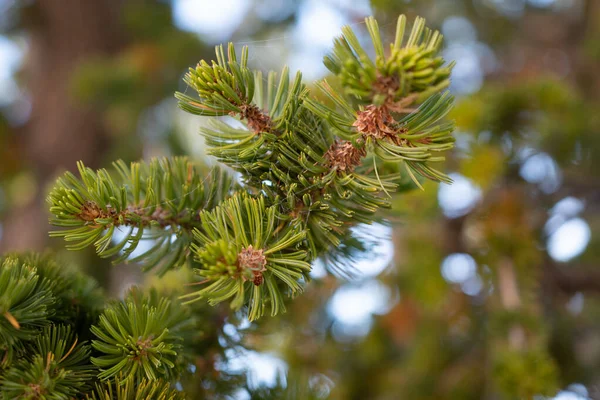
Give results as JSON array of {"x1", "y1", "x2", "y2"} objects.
[
  {"x1": 15, "y1": 253, "x2": 104, "y2": 336},
  {"x1": 32, "y1": 12, "x2": 457, "y2": 397},
  {"x1": 0, "y1": 250, "x2": 243, "y2": 398},
  {"x1": 176, "y1": 43, "x2": 305, "y2": 124},
  {"x1": 307, "y1": 15, "x2": 455, "y2": 186},
  {"x1": 0, "y1": 257, "x2": 54, "y2": 346},
  {"x1": 48, "y1": 157, "x2": 236, "y2": 275},
  {"x1": 2, "y1": 0, "x2": 596, "y2": 398},
  {"x1": 185, "y1": 193, "x2": 310, "y2": 320},
  {"x1": 174, "y1": 15, "x2": 455, "y2": 261},
  {"x1": 177, "y1": 44, "x2": 257, "y2": 117},
  {"x1": 0, "y1": 254, "x2": 104, "y2": 398},
  {"x1": 0, "y1": 248, "x2": 260, "y2": 399},
  {"x1": 1, "y1": 325, "x2": 94, "y2": 399},
  {"x1": 307, "y1": 91, "x2": 455, "y2": 186},
  {"x1": 47, "y1": 14, "x2": 455, "y2": 321},
  {"x1": 0, "y1": 253, "x2": 103, "y2": 376},
  {"x1": 90, "y1": 296, "x2": 183, "y2": 381},
  {"x1": 323, "y1": 16, "x2": 452, "y2": 104},
  {"x1": 492, "y1": 347, "x2": 559, "y2": 399},
  {"x1": 86, "y1": 376, "x2": 185, "y2": 400}
]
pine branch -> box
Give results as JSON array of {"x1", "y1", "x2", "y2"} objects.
[
  {"x1": 307, "y1": 15, "x2": 455, "y2": 187},
  {"x1": 0, "y1": 253, "x2": 103, "y2": 373},
  {"x1": 176, "y1": 43, "x2": 306, "y2": 130},
  {"x1": 177, "y1": 46, "x2": 307, "y2": 175},
  {"x1": 12, "y1": 252, "x2": 105, "y2": 335},
  {"x1": 0, "y1": 257, "x2": 55, "y2": 347},
  {"x1": 86, "y1": 376, "x2": 185, "y2": 400},
  {"x1": 0, "y1": 325, "x2": 94, "y2": 399},
  {"x1": 90, "y1": 294, "x2": 184, "y2": 381},
  {"x1": 183, "y1": 193, "x2": 310, "y2": 321},
  {"x1": 324, "y1": 15, "x2": 453, "y2": 105},
  {"x1": 0, "y1": 255, "x2": 231, "y2": 398},
  {"x1": 46, "y1": 14, "x2": 456, "y2": 320},
  {"x1": 48, "y1": 157, "x2": 237, "y2": 274},
  {"x1": 126, "y1": 278, "x2": 244, "y2": 397}
]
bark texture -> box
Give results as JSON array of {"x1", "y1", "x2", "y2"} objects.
[{"x1": 1, "y1": 0, "x2": 126, "y2": 251}]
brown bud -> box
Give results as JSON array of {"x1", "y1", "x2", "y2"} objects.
[
  {"x1": 324, "y1": 140, "x2": 366, "y2": 173},
  {"x1": 238, "y1": 245, "x2": 267, "y2": 285}
]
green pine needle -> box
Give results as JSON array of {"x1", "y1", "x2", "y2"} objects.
[
  {"x1": 90, "y1": 297, "x2": 183, "y2": 381},
  {"x1": 0, "y1": 325, "x2": 94, "y2": 399},
  {"x1": 184, "y1": 193, "x2": 310, "y2": 321},
  {"x1": 86, "y1": 376, "x2": 185, "y2": 400},
  {"x1": 47, "y1": 157, "x2": 237, "y2": 275},
  {"x1": 46, "y1": 14, "x2": 456, "y2": 320},
  {"x1": 0, "y1": 257, "x2": 55, "y2": 345}
]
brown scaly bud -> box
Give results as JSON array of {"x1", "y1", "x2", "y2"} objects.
[
  {"x1": 27, "y1": 384, "x2": 43, "y2": 397},
  {"x1": 353, "y1": 105, "x2": 396, "y2": 140},
  {"x1": 238, "y1": 245, "x2": 267, "y2": 286},
  {"x1": 353, "y1": 105, "x2": 407, "y2": 145},
  {"x1": 239, "y1": 104, "x2": 272, "y2": 133},
  {"x1": 77, "y1": 201, "x2": 111, "y2": 222},
  {"x1": 324, "y1": 140, "x2": 366, "y2": 173},
  {"x1": 253, "y1": 274, "x2": 264, "y2": 286},
  {"x1": 373, "y1": 73, "x2": 400, "y2": 103},
  {"x1": 134, "y1": 337, "x2": 154, "y2": 362}
]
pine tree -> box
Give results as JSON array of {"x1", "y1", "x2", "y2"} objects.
[{"x1": 1, "y1": 15, "x2": 455, "y2": 398}]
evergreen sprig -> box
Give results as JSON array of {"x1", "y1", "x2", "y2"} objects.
[
  {"x1": 0, "y1": 253, "x2": 102, "y2": 375},
  {"x1": 324, "y1": 15, "x2": 453, "y2": 105},
  {"x1": 0, "y1": 257, "x2": 54, "y2": 346},
  {"x1": 0, "y1": 253, "x2": 234, "y2": 398},
  {"x1": 90, "y1": 295, "x2": 184, "y2": 381},
  {"x1": 0, "y1": 325, "x2": 94, "y2": 399},
  {"x1": 307, "y1": 90, "x2": 455, "y2": 187},
  {"x1": 48, "y1": 14, "x2": 455, "y2": 320},
  {"x1": 176, "y1": 43, "x2": 306, "y2": 130},
  {"x1": 47, "y1": 157, "x2": 237, "y2": 275},
  {"x1": 13, "y1": 253, "x2": 105, "y2": 336},
  {"x1": 176, "y1": 43, "x2": 256, "y2": 117},
  {"x1": 183, "y1": 193, "x2": 311, "y2": 320},
  {"x1": 307, "y1": 15, "x2": 455, "y2": 187},
  {"x1": 176, "y1": 44, "x2": 307, "y2": 180},
  {"x1": 86, "y1": 376, "x2": 185, "y2": 400}
]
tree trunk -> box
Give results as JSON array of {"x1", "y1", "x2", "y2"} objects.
[{"x1": 1, "y1": 0, "x2": 126, "y2": 251}]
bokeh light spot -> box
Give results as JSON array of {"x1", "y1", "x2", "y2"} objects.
[{"x1": 547, "y1": 218, "x2": 591, "y2": 262}]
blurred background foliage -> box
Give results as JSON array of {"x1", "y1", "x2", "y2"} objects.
[{"x1": 0, "y1": 0, "x2": 599, "y2": 398}]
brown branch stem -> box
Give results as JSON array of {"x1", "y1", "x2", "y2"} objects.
[{"x1": 77, "y1": 201, "x2": 200, "y2": 231}]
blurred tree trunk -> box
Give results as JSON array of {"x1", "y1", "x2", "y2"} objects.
[{"x1": 1, "y1": 0, "x2": 126, "y2": 251}]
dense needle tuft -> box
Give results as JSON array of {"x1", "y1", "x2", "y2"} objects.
[{"x1": 48, "y1": 14, "x2": 455, "y2": 320}]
